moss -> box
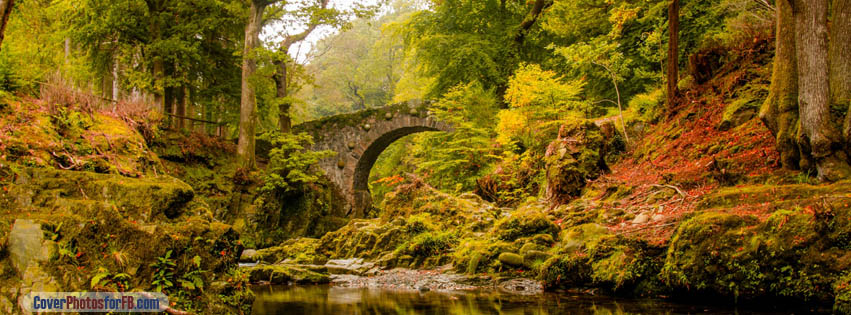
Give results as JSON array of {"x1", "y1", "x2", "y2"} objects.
[
  {"x1": 492, "y1": 208, "x2": 559, "y2": 241},
  {"x1": 245, "y1": 264, "x2": 329, "y2": 284},
  {"x1": 248, "y1": 174, "x2": 348, "y2": 247},
  {"x1": 498, "y1": 252, "x2": 524, "y2": 267},
  {"x1": 466, "y1": 252, "x2": 482, "y2": 274},
  {"x1": 696, "y1": 181, "x2": 851, "y2": 210},
  {"x1": 398, "y1": 231, "x2": 457, "y2": 259},
  {"x1": 253, "y1": 238, "x2": 325, "y2": 265},
  {"x1": 543, "y1": 120, "x2": 611, "y2": 205},
  {"x1": 718, "y1": 98, "x2": 759, "y2": 131},
  {"x1": 662, "y1": 208, "x2": 848, "y2": 302},
  {"x1": 835, "y1": 273, "x2": 851, "y2": 314}
]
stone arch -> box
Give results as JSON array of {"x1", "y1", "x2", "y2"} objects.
[{"x1": 293, "y1": 101, "x2": 452, "y2": 216}]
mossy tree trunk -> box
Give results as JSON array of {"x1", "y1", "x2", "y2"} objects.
[
  {"x1": 760, "y1": 0, "x2": 801, "y2": 169},
  {"x1": 793, "y1": 0, "x2": 851, "y2": 181},
  {"x1": 237, "y1": 0, "x2": 269, "y2": 169},
  {"x1": 666, "y1": 0, "x2": 680, "y2": 110},
  {"x1": 830, "y1": 0, "x2": 851, "y2": 150},
  {"x1": 0, "y1": 0, "x2": 13, "y2": 51}
]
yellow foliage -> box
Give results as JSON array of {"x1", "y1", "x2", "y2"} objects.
[
  {"x1": 495, "y1": 109, "x2": 527, "y2": 145},
  {"x1": 504, "y1": 63, "x2": 584, "y2": 110}
]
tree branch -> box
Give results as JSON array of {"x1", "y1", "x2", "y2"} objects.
[{"x1": 514, "y1": 0, "x2": 553, "y2": 44}]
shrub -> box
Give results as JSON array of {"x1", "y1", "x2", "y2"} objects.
[{"x1": 258, "y1": 131, "x2": 334, "y2": 193}]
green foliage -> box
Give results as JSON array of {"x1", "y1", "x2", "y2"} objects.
[
  {"x1": 151, "y1": 250, "x2": 177, "y2": 293},
  {"x1": 90, "y1": 267, "x2": 133, "y2": 291},
  {"x1": 175, "y1": 255, "x2": 204, "y2": 292},
  {"x1": 400, "y1": 0, "x2": 552, "y2": 97},
  {"x1": 628, "y1": 88, "x2": 664, "y2": 123},
  {"x1": 401, "y1": 231, "x2": 457, "y2": 258},
  {"x1": 258, "y1": 132, "x2": 335, "y2": 193},
  {"x1": 413, "y1": 82, "x2": 500, "y2": 191},
  {"x1": 475, "y1": 151, "x2": 544, "y2": 207},
  {"x1": 51, "y1": 108, "x2": 94, "y2": 137}
]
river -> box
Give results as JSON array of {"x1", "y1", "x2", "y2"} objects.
[{"x1": 250, "y1": 284, "x2": 827, "y2": 314}]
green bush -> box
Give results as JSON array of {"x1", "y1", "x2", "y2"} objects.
[
  {"x1": 258, "y1": 131, "x2": 334, "y2": 193},
  {"x1": 628, "y1": 88, "x2": 664, "y2": 123}
]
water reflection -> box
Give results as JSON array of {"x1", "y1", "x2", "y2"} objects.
[{"x1": 250, "y1": 284, "x2": 822, "y2": 315}]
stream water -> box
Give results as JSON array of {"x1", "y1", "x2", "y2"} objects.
[{"x1": 250, "y1": 284, "x2": 828, "y2": 315}]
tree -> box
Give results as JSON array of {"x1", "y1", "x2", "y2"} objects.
[
  {"x1": 760, "y1": 0, "x2": 851, "y2": 181},
  {"x1": 759, "y1": 0, "x2": 800, "y2": 169},
  {"x1": 830, "y1": 0, "x2": 851, "y2": 147},
  {"x1": 666, "y1": 0, "x2": 679, "y2": 109},
  {"x1": 402, "y1": 0, "x2": 553, "y2": 98},
  {"x1": 237, "y1": 0, "x2": 271, "y2": 169},
  {"x1": 0, "y1": 0, "x2": 13, "y2": 50},
  {"x1": 792, "y1": 0, "x2": 851, "y2": 181}
]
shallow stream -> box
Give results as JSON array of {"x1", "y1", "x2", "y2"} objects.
[{"x1": 250, "y1": 284, "x2": 826, "y2": 314}]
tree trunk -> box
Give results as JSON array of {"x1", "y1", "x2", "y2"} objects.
[
  {"x1": 237, "y1": 0, "x2": 266, "y2": 169},
  {"x1": 64, "y1": 38, "x2": 70, "y2": 64},
  {"x1": 794, "y1": 0, "x2": 851, "y2": 181},
  {"x1": 112, "y1": 60, "x2": 120, "y2": 103},
  {"x1": 163, "y1": 86, "x2": 175, "y2": 128},
  {"x1": 666, "y1": 0, "x2": 680, "y2": 110},
  {"x1": 176, "y1": 86, "x2": 186, "y2": 130},
  {"x1": 760, "y1": 0, "x2": 801, "y2": 169},
  {"x1": 273, "y1": 60, "x2": 292, "y2": 133},
  {"x1": 830, "y1": 0, "x2": 851, "y2": 147},
  {"x1": 0, "y1": 0, "x2": 13, "y2": 51}
]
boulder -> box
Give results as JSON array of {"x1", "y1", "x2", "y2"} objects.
[
  {"x1": 239, "y1": 249, "x2": 258, "y2": 263},
  {"x1": 8, "y1": 219, "x2": 51, "y2": 275},
  {"x1": 632, "y1": 213, "x2": 650, "y2": 225},
  {"x1": 498, "y1": 278, "x2": 544, "y2": 295},
  {"x1": 498, "y1": 252, "x2": 524, "y2": 267},
  {"x1": 545, "y1": 120, "x2": 610, "y2": 205},
  {"x1": 718, "y1": 98, "x2": 758, "y2": 131},
  {"x1": 324, "y1": 258, "x2": 376, "y2": 275},
  {"x1": 245, "y1": 264, "x2": 329, "y2": 284}
]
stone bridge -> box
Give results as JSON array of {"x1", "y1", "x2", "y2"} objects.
[{"x1": 293, "y1": 100, "x2": 453, "y2": 216}]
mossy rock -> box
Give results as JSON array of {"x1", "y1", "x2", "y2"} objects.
[
  {"x1": 19, "y1": 167, "x2": 193, "y2": 220},
  {"x1": 498, "y1": 252, "x2": 524, "y2": 267},
  {"x1": 718, "y1": 98, "x2": 758, "y2": 131},
  {"x1": 492, "y1": 209, "x2": 559, "y2": 241},
  {"x1": 663, "y1": 209, "x2": 849, "y2": 302},
  {"x1": 245, "y1": 264, "x2": 329, "y2": 284},
  {"x1": 544, "y1": 120, "x2": 609, "y2": 205},
  {"x1": 559, "y1": 223, "x2": 610, "y2": 252},
  {"x1": 252, "y1": 238, "x2": 325, "y2": 265}
]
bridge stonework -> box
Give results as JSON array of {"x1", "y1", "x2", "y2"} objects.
[{"x1": 293, "y1": 100, "x2": 452, "y2": 217}]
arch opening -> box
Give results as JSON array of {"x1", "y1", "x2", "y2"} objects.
[{"x1": 351, "y1": 126, "x2": 443, "y2": 216}]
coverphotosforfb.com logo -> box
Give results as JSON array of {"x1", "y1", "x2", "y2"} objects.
[{"x1": 23, "y1": 292, "x2": 169, "y2": 313}]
